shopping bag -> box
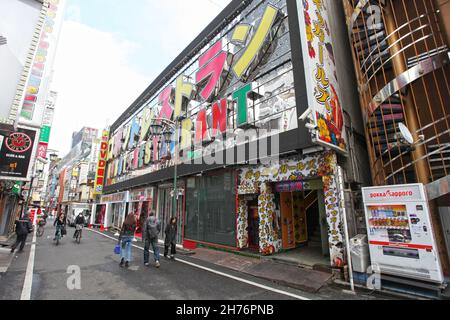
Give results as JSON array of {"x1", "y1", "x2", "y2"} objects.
[{"x1": 114, "y1": 244, "x2": 121, "y2": 255}]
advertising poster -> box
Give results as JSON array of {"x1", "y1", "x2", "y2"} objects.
[
  {"x1": 297, "y1": 0, "x2": 347, "y2": 153},
  {"x1": 0, "y1": 127, "x2": 38, "y2": 181}
]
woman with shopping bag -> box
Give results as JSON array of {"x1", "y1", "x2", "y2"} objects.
[{"x1": 118, "y1": 214, "x2": 137, "y2": 268}]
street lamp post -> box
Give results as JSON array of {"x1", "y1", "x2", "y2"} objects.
[
  {"x1": 23, "y1": 169, "x2": 43, "y2": 218},
  {"x1": 150, "y1": 118, "x2": 180, "y2": 219}
]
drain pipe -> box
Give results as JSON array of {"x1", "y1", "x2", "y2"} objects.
[{"x1": 337, "y1": 165, "x2": 355, "y2": 292}]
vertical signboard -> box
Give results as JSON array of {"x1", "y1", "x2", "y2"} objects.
[
  {"x1": 19, "y1": 0, "x2": 65, "y2": 125},
  {"x1": 297, "y1": 0, "x2": 347, "y2": 153},
  {"x1": 36, "y1": 92, "x2": 57, "y2": 159},
  {"x1": 0, "y1": 0, "x2": 41, "y2": 125},
  {"x1": 0, "y1": 127, "x2": 39, "y2": 181},
  {"x1": 94, "y1": 130, "x2": 109, "y2": 195}
]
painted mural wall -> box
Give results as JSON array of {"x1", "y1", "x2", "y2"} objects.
[
  {"x1": 297, "y1": 0, "x2": 347, "y2": 153},
  {"x1": 237, "y1": 151, "x2": 345, "y2": 267}
]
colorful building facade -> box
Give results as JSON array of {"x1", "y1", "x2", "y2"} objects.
[{"x1": 101, "y1": 0, "x2": 369, "y2": 268}]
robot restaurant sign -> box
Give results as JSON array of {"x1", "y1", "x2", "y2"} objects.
[{"x1": 107, "y1": 4, "x2": 286, "y2": 181}]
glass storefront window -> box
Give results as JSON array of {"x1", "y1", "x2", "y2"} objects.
[
  {"x1": 185, "y1": 170, "x2": 236, "y2": 247},
  {"x1": 112, "y1": 203, "x2": 124, "y2": 229}
]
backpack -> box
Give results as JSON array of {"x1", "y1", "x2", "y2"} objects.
[{"x1": 146, "y1": 217, "x2": 160, "y2": 239}]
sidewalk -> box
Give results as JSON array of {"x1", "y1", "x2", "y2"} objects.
[
  {"x1": 0, "y1": 235, "x2": 15, "y2": 273},
  {"x1": 188, "y1": 247, "x2": 333, "y2": 293},
  {"x1": 0, "y1": 248, "x2": 14, "y2": 274},
  {"x1": 97, "y1": 227, "x2": 332, "y2": 293}
]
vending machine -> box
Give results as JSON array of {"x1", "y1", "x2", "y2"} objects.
[{"x1": 362, "y1": 184, "x2": 444, "y2": 283}]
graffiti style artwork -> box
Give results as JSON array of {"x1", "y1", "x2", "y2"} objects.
[
  {"x1": 237, "y1": 151, "x2": 344, "y2": 266},
  {"x1": 239, "y1": 151, "x2": 337, "y2": 184},
  {"x1": 237, "y1": 199, "x2": 249, "y2": 249},
  {"x1": 300, "y1": 0, "x2": 347, "y2": 153},
  {"x1": 237, "y1": 181, "x2": 259, "y2": 195},
  {"x1": 322, "y1": 174, "x2": 345, "y2": 267},
  {"x1": 258, "y1": 185, "x2": 281, "y2": 255}
]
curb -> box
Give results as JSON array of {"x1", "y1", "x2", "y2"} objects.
[{"x1": 92, "y1": 228, "x2": 196, "y2": 256}]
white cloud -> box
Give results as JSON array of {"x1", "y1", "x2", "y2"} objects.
[
  {"x1": 49, "y1": 0, "x2": 232, "y2": 157},
  {"x1": 49, "y1": 21, "x2": 151, "y2": 156}
]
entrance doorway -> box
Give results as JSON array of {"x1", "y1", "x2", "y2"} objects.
[
  {"x1": 276, "y1": 187, "x2": 330, "y2": 267},
  {"x1": 94, "y1": 204, "x2": 106, "y2": 226},
  {"x1": 247, "y1": 198, "x2": 259, "y2": 250},
  {"x1": 157, "y1": 187, "x2": 184, "y2": 244}
]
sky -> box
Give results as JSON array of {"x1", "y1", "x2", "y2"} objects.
[{"x1": 49, "y1": 0, "x2": 232, "y2": 157}]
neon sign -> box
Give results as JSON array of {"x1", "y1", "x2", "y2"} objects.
[
  {"x1": 21, "y1": 0, "x2": 61, "y2": 120},
  {"x1": 107, "y1": 3, "x2": 293, "y2": 182}
]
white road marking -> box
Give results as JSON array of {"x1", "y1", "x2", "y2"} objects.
[
  {"x1": 87, "y1": 228, "x2": 311, "y2": 300},
  {"x1": 21, "y1": 228, "x2": 37, "y2": 300}
]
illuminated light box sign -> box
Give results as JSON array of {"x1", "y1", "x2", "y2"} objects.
[
  {"x1": 0, "y1": 127, "x2": 38, "y2": 181},
  {"x1": 275, "y1": 181, "x2": 310, "y2": 193},
  {"x1": 21, "y1": 0, "x2": 62, "y2": 121},
  {"x1": 93, "y1": 130, "x2": 109, "y2": 195}
]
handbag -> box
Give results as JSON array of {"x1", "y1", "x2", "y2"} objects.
[
  {"x1": 114, "y1": 243, "x2": 121, "y2": 255},
  {"x1": 61, "y1": 226, "x2": 67, "y2": 236}
]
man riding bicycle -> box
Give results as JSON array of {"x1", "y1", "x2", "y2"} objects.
[
  {"x1": 53, "y1": 213, "x2": 66, "y2": 241},
  {"x1": 73, "y1": 212, "x2": 85, "y2": 240}
]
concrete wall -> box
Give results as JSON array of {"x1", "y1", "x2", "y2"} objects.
[{"x1": 325, "y1": 0, "x2": 372, "y2": 186}]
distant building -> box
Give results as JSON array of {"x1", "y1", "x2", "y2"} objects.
[
  {"x1": 71, "y1": 127, "x2": 99, "y2": 149},
  {"x1": 45, "y1": 128, "x2": 100, "y2": 224}
]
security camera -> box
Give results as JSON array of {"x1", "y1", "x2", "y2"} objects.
[
  {"x1": 299, "y1": 108, "x2": 313, "y2": 122},
  {"x1": 305, "y1": 123, "x2": 318, "y2": 131}
]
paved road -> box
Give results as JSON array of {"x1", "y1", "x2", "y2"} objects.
[
  {"x1": 0, "y1": 221, "x2": 390, "y2": 301},
  {"x1": 0, "y1": 222, "x2": 314, "y2": 300}
]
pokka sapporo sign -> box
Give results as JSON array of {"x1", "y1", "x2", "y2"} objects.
[
  {"x1": 107, "y1": 1, "x2": 300, "y2": 183},
  {"x1": 298, "y1": 0, "x2": 347, "y2": 153}
]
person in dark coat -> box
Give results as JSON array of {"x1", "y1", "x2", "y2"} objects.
[
  {"x1": 53, "y1": 213, "x2": 66, "y2": 240},
  {"x1": 10, "y1": 214, "x2": 33, "y2": 253},
  {"x1": 143, "y1": 211, "x2": 161, "y2": 268},
  {"x1": 164, "y1": 217, "x2": 177, "y2": 259}
]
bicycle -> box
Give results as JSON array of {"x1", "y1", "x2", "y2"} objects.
[
  {"x1": 54, "y1": 226, "x2": 62, "y2": 246},
  {"x1": 74, "y1": 224, "x2": 83, "y2": 244},
  {"x1": 36, "y1": 219, "x2": 46, "y2": 237}
]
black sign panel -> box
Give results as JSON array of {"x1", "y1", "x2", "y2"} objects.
[{"x1": 0, "y1": 128, "x2": 37, "y2": 180}]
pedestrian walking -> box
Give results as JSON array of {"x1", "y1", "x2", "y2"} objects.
[
  {"x1": 164, "y1": 217, "x2": 177, "y2": 260},
  {"x1": 143, "y1": 211, "x2": 161, "y2": 268},
  {"x1": 119, "y1": 213, "x2": 137, "y2": 268},
  {"x1": 10, "y1": 214, "x2": 33, "y2": 253}
]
